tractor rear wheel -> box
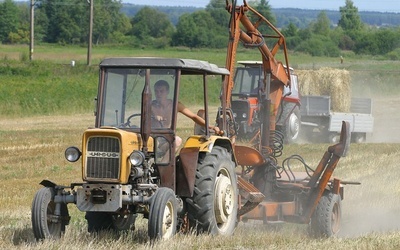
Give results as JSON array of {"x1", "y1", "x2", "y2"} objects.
[
  {"x1": 148, "y1": 187, "x2": 178, "y2": 240},
  {"x1": 186, "y1": 146, "x2": 238, "y2": 236},
  {"x1": 278, "y1": 103, "x2": 301, "y2": 144},
  {"x1": 310, "y1": 192, "x2": 341, "y2": 237},
  {"x1": 31, "y1": 187, "x2": 69, "y2": 240}
]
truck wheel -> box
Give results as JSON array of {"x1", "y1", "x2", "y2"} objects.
[
  {"x1": 31, "y1": 187, "x2": 69, "y2": 240},
  {"x1": 309, "y1": 193, "x2": 341, "y2": 237},
  {"x1": 352, "y1": 133, "x2": 366, "y2": 143},
  {"x1": 328, "y1": 133, "x2": 340, "y2": 144},
  {"x1": 86, "y1": 212, "x2": 136, "y2": 232},
  {"x1": 148, "y1": 187, "x2": 178, "y2": 240},
  {"x1": 278, "y1": 103, "x2": 300, "y2": 144},
  {"x1": 186, "y1": 146, "x2": 238, "y2": 236}
]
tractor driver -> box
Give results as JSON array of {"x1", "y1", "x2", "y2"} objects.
[{"x1": 151, "y1": 80, "x2": 221, "y2": 148}]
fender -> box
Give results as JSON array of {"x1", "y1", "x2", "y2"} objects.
[{"x1": 40, "y1": 179, "x2": 57, "y2": 188}]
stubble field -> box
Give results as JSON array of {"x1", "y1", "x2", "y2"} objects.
[{"x1": 1, "y1": 104, "x2": 400, "y2": 249}]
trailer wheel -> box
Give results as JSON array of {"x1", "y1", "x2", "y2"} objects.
[
  {"x1": 86, "y1": 212, "x2": 136, "y2": 232},
  {"x1": 31, "y1": 187, "x2": 69, "y2": 240},
  {"x1": 310, "y1": 193, "x2": 341, "y2": 237},
  {"x1": 328, "y1": 133, "x2": 340, "y2": 144},
  {"x1": 352, "y1": 133, "x2": 366, "y2": 143},
  {"x1": 148, "y1": 187, "x2": 178, "y2": 240},
  {"x1": 186, "y1": 146, "x2": 238, "y2": 236}
]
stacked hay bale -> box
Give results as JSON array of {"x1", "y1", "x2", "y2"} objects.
[{"x1": 297, "y1": 68, "x2": 351, "y2": 112}]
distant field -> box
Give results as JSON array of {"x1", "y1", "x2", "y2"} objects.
[{"x1": 1, "y1": 44, "x2": 400, "y2": 248}]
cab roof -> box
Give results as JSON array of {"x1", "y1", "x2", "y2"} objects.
[
  {"x1": 100, "y1": 57, "x2": 230, "y2": 76},
  {"x1": 237, "y1": 60, "x2": 293, "y2": 71}
]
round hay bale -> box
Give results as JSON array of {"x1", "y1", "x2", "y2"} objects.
[{"x1": 297, "y1": 68, "x2": 351, "y2": 112}]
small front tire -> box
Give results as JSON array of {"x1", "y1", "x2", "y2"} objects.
[
  {"x1": 31, "y1": 187, "x2": 69, "y2": 240},
  {"x1": 148, "y1": 188, "x2": 178, "y2": 240}
]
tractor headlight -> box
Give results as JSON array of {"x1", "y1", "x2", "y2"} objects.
[
  {"x1": 129, "y1": 150, "x2": 145, "y2": 166},
  {"x1": 65, "y1": 146, "x2": 81, "y2": 162}
]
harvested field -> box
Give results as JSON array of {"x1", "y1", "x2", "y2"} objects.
[{"x1": 1, "y1": 100, "x2": 400, "y2": 248}]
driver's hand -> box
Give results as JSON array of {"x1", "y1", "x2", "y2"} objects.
[
  {"x1": 212, "y1": 126, "x2": 223, "y2": 136},
  {"x1": 155, "y1": 115, "x2": 165, "y2": 121}
]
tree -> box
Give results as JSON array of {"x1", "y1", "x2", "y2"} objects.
[
  {"x1": 38, "y1": 0, "x2": 85, "y2": 43},
  {"x1": 130, "y1": 6, "x2": 174, "y2": 47},
  {"x1": 172, "y1": 10, "x2": 225, "y2": 48},
  {"x1": 34, "y1": 0, "x2": 127, "y2": 44},
  {"x1": 254, "y1": 0, "x2": 276, "y2": 25},
  {"x1": 311, "y1": 11, "x2": 331, "y2": 36},
  {"x1": 296, "y1": 35, "x2": 340, "y2": 57},
  {"x1": 0, "y1": 0, "x2": 19, "y2": 43},
  {"x1": 171, "y1": 13, "x2": 196, "y2": 48},
  {"x1": 354, "y1": 28, "x2": 400, "y2": 55},
  {"x1": 281, "y1": 22, "x2": 298, "y2": 37},
  {"x1": 206, "y1": 0, "x2": 229, "y2": 29},
  {"x1": 338, "y1": 0, "x2": 363, "y2": 33},
  {"x1": 93, "y1": 0, "x2": 125, "y2": 44}
]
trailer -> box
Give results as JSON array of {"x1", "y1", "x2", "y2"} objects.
[{"x1": 300, "y1": 95, "x2": 374, "y2": 143}]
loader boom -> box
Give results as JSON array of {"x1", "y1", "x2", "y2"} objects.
[{"x1": 225, "y1": 0, "x2": 291, "y2": 135}]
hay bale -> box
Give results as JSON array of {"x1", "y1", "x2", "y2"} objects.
[{"x1": 297, "y1": 68, "x2": 351, "y2": 112}]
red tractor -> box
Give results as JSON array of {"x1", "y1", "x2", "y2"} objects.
[{"x1": 231, "y1": 61, "x2": 301, "y2": 143}]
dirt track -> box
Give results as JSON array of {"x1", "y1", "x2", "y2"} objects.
[{"x1": 368, "y1": 96, "x2": 400, "y2": 143}]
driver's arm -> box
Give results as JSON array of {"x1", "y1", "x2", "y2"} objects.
[{"x1": 178, "y1": 102, "x2": 221, "y2": 135}]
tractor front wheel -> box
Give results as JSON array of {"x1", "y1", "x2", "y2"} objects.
[
  {"x1": 186, "y1": 146, "x2": 238, "y2": 236},
  {"x1": 148, "y1": 187, "x2": 178, "y2": 240},
  {"x1": 31, "y1": 187, "x2": 69, "y2": 240}
]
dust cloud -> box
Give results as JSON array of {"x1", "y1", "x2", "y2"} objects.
[
  {"x1": 367, "y1": 97, "x2": 400, "y2": 143},
  {"x1": 339, "y1": 203, "x2": 400, "y2": 237}
]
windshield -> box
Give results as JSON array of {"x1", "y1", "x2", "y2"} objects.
[
  {"x1": 100, "y1": 68, "x2": 176, "y2": 129},
  {"x1": 232, "y1": 67, "x2": 261, "y2": 95}
]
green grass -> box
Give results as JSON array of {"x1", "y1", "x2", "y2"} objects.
[{"x1": 2, "y1": 44, "x2": 400, "y2": 117}]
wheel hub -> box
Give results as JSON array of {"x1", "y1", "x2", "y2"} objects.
[
  {"x1": 289, "y1": 113, "x2": 300, "y2": 139},
  {"x1": 215, "y1": 174, "x2": 234, "y2": 224},
  {"x1": 162, "y1": 201, "x2": 174, "y2": 238}
]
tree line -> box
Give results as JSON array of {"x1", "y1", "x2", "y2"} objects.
[{"x1": 1, "y1": 0, "x2": 400, "y2": 59}]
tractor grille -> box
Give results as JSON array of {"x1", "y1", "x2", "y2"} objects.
[
  {"x1": 232, "y1": 100, "x2": 250, "y2": 123},
  {"x1": 85, "y1": 136, "x2": 121, "y2": 180}
]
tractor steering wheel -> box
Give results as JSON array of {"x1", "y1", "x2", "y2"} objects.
[
  {"x1": 125, "y1": 113, "x2": 141, "y2": 128},
  {"x1": 151, "y1": 116, "x2": 165, "y2": 128}
]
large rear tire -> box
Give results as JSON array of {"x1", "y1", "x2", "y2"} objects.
[
  {"x1": 31, "y1": 187, "x2": 69, "y2": 240},
  {"x1": 309, "y1": 193, "x2": 341, "y2": 237},
  {"x1": 148, "y1": 187, "x2": 178, "y2": 240},
  {"x1": 186, "y1": 146, "x2": 238, "y2": 236}
]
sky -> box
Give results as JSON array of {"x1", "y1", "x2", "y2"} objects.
[{"x1": 123, "y1": 0, "x2": 400, "y2": 13}]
